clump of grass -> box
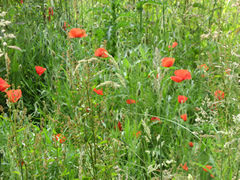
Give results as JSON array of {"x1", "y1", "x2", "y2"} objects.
[{"x1": 0, "y1": 1, "x2": 239, "y2": 179}]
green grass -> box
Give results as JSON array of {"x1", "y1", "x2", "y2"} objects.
[{"x1": 0, "y1": 0, "x2": 240, "y2": 179}]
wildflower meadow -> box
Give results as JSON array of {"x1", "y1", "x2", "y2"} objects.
[{"x1": 0, "y1": 0, "x2": 240, "y2": 179}]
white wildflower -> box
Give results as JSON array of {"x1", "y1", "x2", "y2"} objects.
[
  {"x1": 145, "y1": 150, "x2": 150, "y2": 154},
  {"x1": 4, "y1": 33, "x2": 16, "y2": 38},
  {"x1": 0, "y1": 11, "x2": 7, "y2": 17},
  {"x1": 188, "y1": 174, "x2": 193, "y2": 180},
  {"x1": 233, "y1": 114, "x2": 240, "y2": 123}
]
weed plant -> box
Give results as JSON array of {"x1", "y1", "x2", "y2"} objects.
[{"x1": 0, "y1": 0, "x2": 240, "y2": 179}]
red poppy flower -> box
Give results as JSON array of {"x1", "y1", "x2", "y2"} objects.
[
  {"x1": 214, "y1": 90, "x2": 224, "y2": 100},
  {"x1": 172, "y1": 42, "x2": 178, "y2": 48},
  {"x1": 210, "y1": 174, "x2": 214, "y2": 178},
  {"x1": 53, "y1": 134, "x2": 66, "y2": 144},
  {"x1": 20, "y1": 0, "x2": 23, "y2": 3},
  {"x1": 181, "y1": 114, "x2": 187, "y2": 121},
  {"x1": 198, "y1": 64, "x2": 209, "y2": 71},
  {"x1": 68, "y1": 28, "x2": 87, "y2": 38},
  {"x1": 178, "y1": 95, "x2": 188, "y2": 103},
  {"x1": 6, "y1": 89, "x2": 22, "y2": 103},
  {"x1": 93, "y1": 88, "x2": 103, "y2": 95},
  {"x1": 203, "y1": 165, "x2": 212, "y2": 172},
  {"x1": 151, "y1": 117, "x2": 162, "y2": 124},
  {"x1": 206, "y1": 165, "x2": 212, "y2": 170},
  {"x1": 225, "y1": 69, "x2": 231, "y2": 74},
  {"x1": 156, "y1": 74, "x2": 159, "y2": 78},
  {"x1": 162, "y1": 57, "x2": 175, "y2": 67},
  {"x1": 171, "y1": 69, "x2": 191, "y2": 83},
  {"x1": 174, "y1": 69, "x2": 191, "y2": 80},
  {"x1": 171, "y1": 76, "x2": 183, "y2": 83},
  {"x1": 49, "y1": 7, "x2": 53, "y2": 16},
  {"x1": 0, "y1": 78, "x2": 11, "y2": 92},
  {"x1": 117, "y1": 121, "x2": 122, "y2": 131},
  {"x1": 151, "y1": 117, "x2": 160, "y2": 121},
  {"x1": 95, "y1": 48, "x2": 108, "y2": 58},
  {"x1": 168, "y1": 45, "x2": 171, "y2": 51},
  {"x1": 17, "y1": 160, "x2": 25, "y2": 167},
  {"x1": 35, "y1": 66, "x2": 46, "y2": 76},
  {"x1": 180, "y1": 163, "x2": 188, "y2": 171},
  {"x1": 63, "y1": 22, "x2": 67, "y2": 31},
  {"x1": 126, "y1": 99, "x2": 136, "y2": 104},
  {"x1": 136, "y1": 131, "x2": 141, "y2": 138},
  {"x1": 86, "y1": 107, "x2": 90, "y2": 112},
  {"x1": 189, "y1": 142, "x2": 193, "y2": 147}
]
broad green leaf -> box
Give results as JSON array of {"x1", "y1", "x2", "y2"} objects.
[{"x1": 123, "y1": 58, "x2": 130, "y2": 68}]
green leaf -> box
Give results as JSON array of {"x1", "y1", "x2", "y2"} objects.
[
  {"x1": 16, "y1": 127, "x2": 26, "y2": 132},
  {"x1": 42, "y1": 128, "x2": 51, "y2": 144},
  {"x1": 61, "y1": 168, "x2": 70, "y2": 176},
  {"x1": 193, "y1": 3, "x2": 205, "y2": 9},
  {"x1": 13, "y1": 171, "x2": 21, "y2": 175},
  {"x1": 82, "y1": 176, "x2": 92, "y2": 180},
  {"x1": 33, "y1": 125, "x2": 40, "y2": 131},
  {"x1": 123, "y1": 58, "x2": 130, "y2": 68},
  {"x1": 97, "y1": 140, "x2": 108, "y2": 145},
  {"x1": 136, "y1": 0, "x2": 163, "y2": 9}
]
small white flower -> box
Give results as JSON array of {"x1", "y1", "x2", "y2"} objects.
[
  {"x1": 188, "y1": 174, "x2": 193, "y2": 180},
  {"x1": 3, "y1": 42, "x2": 7, "y2": 46},
  {"x1": 233, "y1": 62, "x2": 239, "y2": 68},
  {"x1": 4, "y1": 33, "x2": 16, "y2": 38},
  {"x1": 0, "y1": 12, "x2": 6, "y2": 17},
  {"x1": 4, "y1": 20, "x2": 11, "y2": 25},
  {"x1": 2, "y1": 29, "x2": 6, "y2": 33}
]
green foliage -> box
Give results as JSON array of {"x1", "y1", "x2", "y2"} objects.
[{"x1": 0, "y1": 0, "x2": 240, "y2": 179}]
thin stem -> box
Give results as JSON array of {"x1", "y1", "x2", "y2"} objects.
[{"x1": 86, "y1": 61, "x2": 97, "y2": 179}]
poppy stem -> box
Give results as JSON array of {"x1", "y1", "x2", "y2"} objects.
[
  {"x1": 86, "y1": 61, "x2": 97, "y2": 179},
  {"x1": 11, "y1": 106, "x2": 24, "y2": 180}
]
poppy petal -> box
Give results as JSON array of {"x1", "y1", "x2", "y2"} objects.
[
  {"x1": 214, "y1": 90, "x2": 224, "y2": 100},
  {"x1": 0, "y1": 78, "x2": 11, "y2": 92},
  {"x1": 95, "y1": 48, "x2": 108, "y2": 58},
  {"x1": 174, "y1": 69, "x2": 191, "y2": 80},
  {"x1": 172, "y1": 42, "x2": 178, "y2": 48},
  {"x1": 171, "y1": 76, "x2": 183, "y2": 83},
  {"x1": 180, "y1": 114, "x2": 187, "y2": 121},
  {"x1": 6, "y1": 89, "x2": 22, "y2": 103},
  {"x1": 162, "y1": 57, "x2": 175, "y2": 67},
  {"x1": 178, "y1": 95, "x2": 188, "y2": 103},
  {"x1": 68, "y1": 28, "x2": 87, "y2": 38}
]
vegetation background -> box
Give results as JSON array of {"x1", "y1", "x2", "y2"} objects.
[{"x1": 0, "y1": 0, "x2": 240, "y2": 179}]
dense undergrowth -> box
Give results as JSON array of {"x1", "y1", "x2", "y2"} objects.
[{"x1": 0, "y1": 0, "x2": 240, "y2": 179}]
